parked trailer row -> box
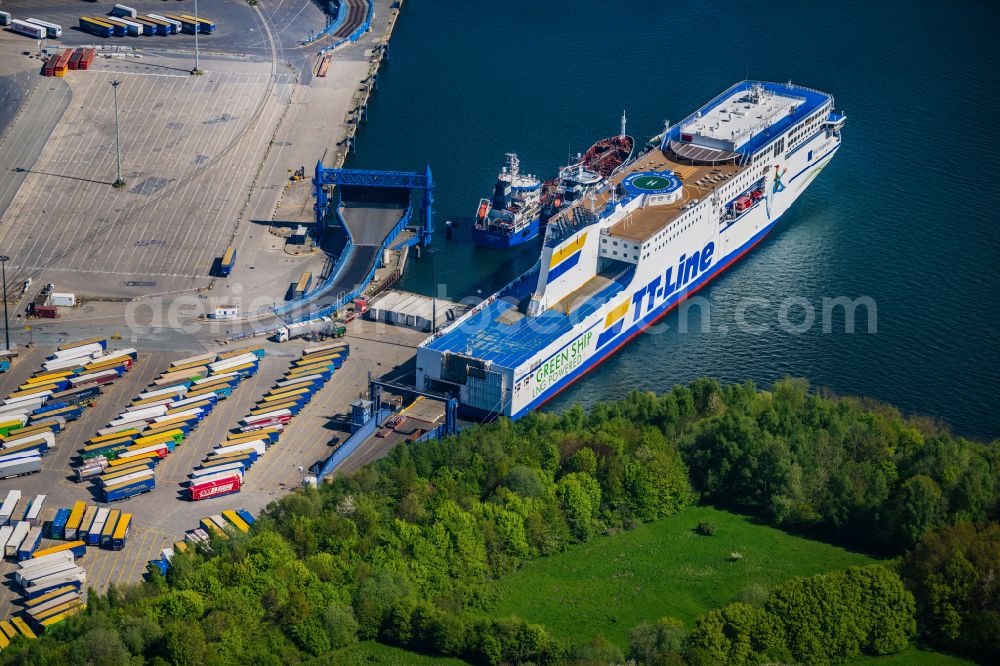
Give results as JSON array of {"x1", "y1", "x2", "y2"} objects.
[
  {"x1": 188, "y1": 345, "x2": 342, "y2": 500},
  {"x1": 77, "y1": 11, "x2": 215, "y2": 38},
  {"x1": 73, "y1": 348, "x2": 260, "y2": 483}
]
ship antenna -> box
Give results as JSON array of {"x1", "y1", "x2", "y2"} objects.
[
  {"x1": 620, "y1": 110, "x2": 627, "y2": 139},
  {"x1": 506, "y1": 153, "x2": 519, "y2": 178}
]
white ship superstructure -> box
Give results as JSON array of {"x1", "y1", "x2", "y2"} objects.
[{"x1": 418, "y1": 81, "x2": 845, "y2": 418}]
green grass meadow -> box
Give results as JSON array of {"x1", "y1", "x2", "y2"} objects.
[
  {"x1": 324, "y1": 641, "x2": 472, "y2": 665},
  {"x1": 484, "y1": 505, "x2": 878, "y2": 648}
]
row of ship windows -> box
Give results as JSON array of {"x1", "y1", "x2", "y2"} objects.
[
  {"x1": 609, "y1": 250, "x2": 640, "y2": 260},
  {"x1": 788, "y1": 107, "x2": 828, "y2": 148},
  {"x1": 640, "y1": 220, "x2": 696, "y2": 259},
  {"x1": 730, "y1": 167, "x2": 767, "y2": 193},
  {"x1": 648, "y1": 207, "x2": 699, "y2": 246},
  {"x1": 602, "y1": 238, "x2": 639, "y2": 251}
]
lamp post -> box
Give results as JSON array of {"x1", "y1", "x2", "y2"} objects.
[
  {"x1": 192, "y1": 0, "x2": 202, "y2": 75},
  {"x1": 0, "y1": 255, "x2": 10, "y2": 351},
  {"x1": 111, "y1": 80, "x2": 125, "y2": 189}
]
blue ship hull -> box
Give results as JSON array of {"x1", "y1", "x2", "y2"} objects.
[{"x1": 471, "y1": 216, "x2": 541, "y2": 249}]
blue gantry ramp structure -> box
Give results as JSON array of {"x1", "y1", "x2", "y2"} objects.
[
  {"x1": 313, "y1": 163, "x2": 434, "y2": 245},
  {"x1": 274, "y1": 163, "x2": 434, "y2": 321}
]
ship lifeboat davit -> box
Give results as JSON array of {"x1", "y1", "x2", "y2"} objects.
[{"x1": 477, "y1": 201, "x2": 489, "y2": 219}]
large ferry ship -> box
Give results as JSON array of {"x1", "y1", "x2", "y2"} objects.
[{"x1": 419, "y1": 81, "x2": 845, "y2": 419}]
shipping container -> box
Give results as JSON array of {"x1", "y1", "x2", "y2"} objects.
[
  {"x1": 69, "y1": 368, "x2": 122, "y2": 387},
  {"x1": 186, "y1": 15, "x2": 216, "y2": 33},
  {"x1": 137, "y1": 384, "x2": 189, "y2": 401},
  {"x1": 22, "y1": 585, "x2": 78, "y2": 609},
  {"x1": 100, "y1": 510, "x2": 121, "y2": 547},
  {"x1": 217, "y1": 346, "x2": 265, "y2": 361},
  {"x1": 3, "y1": 430, "x2": 55, "y2": 452},
  {"x1": 27, "y1": 592, "x2": 81, "y2": 618},
  {"x1": 89, "y1": 428, "x2": 141, "y2": 446},
  {"x1": 218, "y1": 246, "x2": 237, "y2": 276},
  {"x1": 209, "y1": 353, "x2": 258, "y2": 372},
  {"x1": 100, "y1": 16, "x2": 130, "y2": 37},
  {"x1": 190, "y1": 474, "x2": 241, "y2": 501},
  {"x1": 134, "y1": 428, "x2": 185, "y2": 447},
  {"x1": 104, "y1": 473, "x2": 155, "y2": 502},
  {"x1": 10, "y1": 617, "x2": 37, "y2": 640},
  {"x1": 32, "y1": 541, "x2": 86, "y2": 560},
  {"x1": 165, "y1": 399, "x2": 213, "y2": 416},
  {"x1": 113, "y1": 446, "x2": 168, "y2": 465},
  {"x1": 133, "y1": 16, "x2": 163, "y2": 36},
  {"x1": 222, "y1": 509, "x2": 250, "y2": 533},
  {"x1": 250, "y1": 399, "x2": 304, "y2": 417},
  {"x1": 0, "y1": 417, "x2": 25, "y2": 436},
  {"x1": 274, "y1": 374, "x2": 326, "y2": 389},
  {"x1": 111, "y1": 4, "x2": 138, "y2": 19},
  {"x1": 49, "y1": 507, "x2": 71, "y2": 540},
  {"x1": 227, "y1": 427, "x2": 281, "y2": 444},
  {"x1": 292, "y1": 272, "x2": 313, "y2": 298},
  {"x1": 200, "y1": 517, "x2": 229, "y2": 539},
  {"x1": 139, "y1": 14, "x2": 173, "y2": 35},
  {"x1": 24, "y1": 18, "x2": 62, "y2": 38},
  {"x1": 18, "y1": 526, "x2": 44, "y2": 560},
  {"x1": 48, "y1": 385, "x2": 101, "y2": 406},
  {"x1": 30, "y1": 404, "x2": 81, "y2": 422},
  {"x1": 153, "y1": 367, "x2": 208, "y2": 386},
  {"x1": 87, "y1": 508, "x2": 110, "y2": 545},
  {"x1": 38, "y1": 604, "x2": 84, "y2": 628},
  {"x1": 80, "y1": 436, "x2": 135, "y2": 461},
  {"x1": 190, "y1": 463, "x2": 245, "y2": 481},
  {"x1": 66, "y1": 502, "x2": 87, "y2": 541},
  {"x1": 6, "y1": 521, "x2": 31, "y2": 557},
  {"x1": 79, "y1": 48, "x2": 95, "y2": 70},
  {"x1": 58, "y1": 338, "x2": 108, "y2": 352},
  {"x1": 78, "y1": 505, "x2": 98, "y2": 542},
  {"x1": 23, "y1": 569, "x2": 85, "y2": 591},
  {"x1": 146, "y1": 13, "x2": 181, "y2": 34},
  {"x1": 0, "y1": 456, "x2": 41, "y2": 479},
  {"x1": 18, "y1": 561, "x2": 80, "y2": 585},
  {"x1": 23, "y1": 578, "x2": 81, "y2": 600},
  {"x1": 50, "y1": 343, "x2": 104, "y2": 362},
  {"x1": 141, "y1": 420, "x2": 193, "y2": 439},
  {"x1": 237, "y1": 509, "x2": 256, "y2": 525},
  {"x1": 303, "y1": 342, "x2": 350, "y2": 358},
  {"x1": 98, "y1": 464, "x2": 155, "y2": 487},
  {"x1": 25, "y1": 495, "x2": 45, "y2": 526},
  {"x1": 0, "y1": 526, "x2": 12, "y2": 554},
  {"x1": 0, "y1": 490, "x2": 22, "y2": 523},
  {"x1": 111, "y1": 513, "x2": 132, "y2": 550},
  {"x1": 213, "y1": 440, "x2": 266, "y2": 458}
]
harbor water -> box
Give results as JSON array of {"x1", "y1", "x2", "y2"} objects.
[{"x1": 349, "y1": 0, "x2": 999, "y2": 439}]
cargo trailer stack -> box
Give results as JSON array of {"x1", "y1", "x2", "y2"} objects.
[
  {"x1": 78, "y1": 6, "x2": 216, "y2": 38},
  {"x1": 71, "y1": 347, "x2": 265, "y2": 501},
  {"x1": 188, "y1": 344, "x2": 348, "y2": 500},
  {"x1": 0, "y1": 339, "x2": 137, "y2": 476},
  {"x1": 49, "y1": 500, "x2": 133, "y2": 551},
  {"x1": 150, "y1": 509, "x2": 254, "y2": 573},
  {"x1": 42, "y1": 47, "x2": 95, "y2": 76},
  {"x1": 0, "y1": 493, "x2": 53, "y2": 567},
  {"x1": 13, "y1": 542, "x2": 88, "y2": 632},
  {"x1": 0, "y1": 616, "x2": 38, "y2": 647}
]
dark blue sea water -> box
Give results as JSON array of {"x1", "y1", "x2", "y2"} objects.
[{"x1": 349, "y1": 0, "x2": 1000, "y2": 439}]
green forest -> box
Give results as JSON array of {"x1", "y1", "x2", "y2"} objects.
[{"x1": 2, "y1": 378, "x2": 997, "y2": 665}]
